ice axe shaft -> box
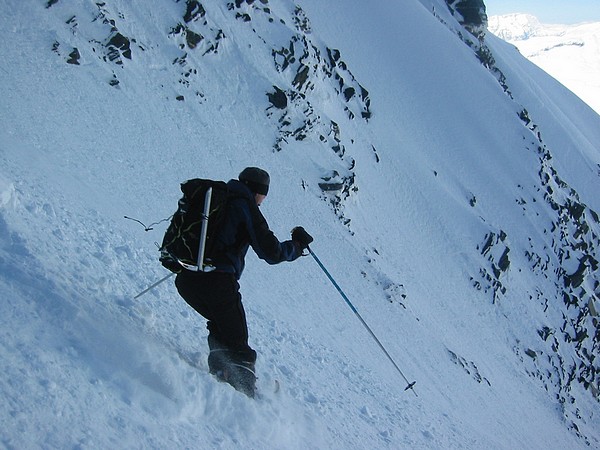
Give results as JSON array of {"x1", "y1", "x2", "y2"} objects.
[{"x1": 134, "y1": 272, "x2": 175, "y2": 299}]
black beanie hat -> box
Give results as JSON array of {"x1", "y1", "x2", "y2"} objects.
[{"x1": 239, "y1": 167, "x2": 270, "y2": 195}]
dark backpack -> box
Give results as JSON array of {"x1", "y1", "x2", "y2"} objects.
[{"x1": 159, "y1": 178, "x2": 230, "y2": 273}]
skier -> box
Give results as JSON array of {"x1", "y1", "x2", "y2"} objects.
[{"x1": 174, "y1": 167, "x2": 313, "y2": 397}]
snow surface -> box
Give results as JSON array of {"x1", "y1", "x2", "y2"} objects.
[
  {"x1": 489, "y1": 13, "x2": 600, "y2": 115},
  {"x1": 1, "y1": 0, "x2": 599, "y2": 449}
]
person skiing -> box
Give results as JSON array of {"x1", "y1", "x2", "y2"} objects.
[{"x1": 174, "y1": 167, "x2": 313, "y2": 397}]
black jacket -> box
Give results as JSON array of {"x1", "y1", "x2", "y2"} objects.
[{"x1": 212, "y1": 179, "x2": 301, "y2": 278}]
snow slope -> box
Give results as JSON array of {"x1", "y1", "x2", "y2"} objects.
[
  {"x1": 1, "y1": 0, "x2": 599, "y2": 448},
  {"x1": 489, "y1": 13, "x2": 600, "y2": 114}
]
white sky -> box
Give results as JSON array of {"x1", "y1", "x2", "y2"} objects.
[{"x1": 485, "y1": 0, "x2": 600, "y2": 24}]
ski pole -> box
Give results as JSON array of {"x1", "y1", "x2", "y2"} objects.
[
  {"x1": 134, "y1": 272, "x2": 175, "y2": 299},
  {"x1": 308, "y1": 246, "x2": 417, "y2": 396}
]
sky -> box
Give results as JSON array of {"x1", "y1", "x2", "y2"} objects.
[{"x1": 485, "y1": 0, "x2": 600, "y2": 24}]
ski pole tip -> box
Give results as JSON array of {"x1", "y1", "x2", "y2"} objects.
[{"x1": 404, "y1": 381, "x2": 417, "y2": 395}]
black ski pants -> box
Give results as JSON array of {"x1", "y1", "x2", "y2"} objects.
[{"x1": 175, "y1": 270, "x2": 257, "y2": 394}]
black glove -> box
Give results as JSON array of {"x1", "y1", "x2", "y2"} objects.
[{"x1": 291, "y1": 226, "x2": 313, "y2": 250}]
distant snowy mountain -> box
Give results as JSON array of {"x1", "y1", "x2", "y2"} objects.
[
  {"x1": 489, "y1": 13, "x2": 600, "y2": 114},
  {"x1": 1, "y1": 1, "x2": 599, "y2": 449}
]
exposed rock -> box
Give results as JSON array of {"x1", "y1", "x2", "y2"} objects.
[
  {"x1": 266, "y1": 86, "x2": 287, "y2": 109},
  {"x1": 106, "y1": 32, "x2": 132, "y2": 62},
  {"x1": 318, "y1": 171, "x2": 344, "y2": 192},
  {"x1": 445, "y1": 0, "x2": 487, "y2": 36},
  {"x1": 185, "y1": 29, "x2": 203, "y2": 49},
  {"x1": 184, "y1": 0, "x2": 206, "y2": 24},
  {"x1": 472, "y1": 230, "x2": 510, "y2": 303},
  {"x1": 67, "y1": 48, "x2": 80, "y2": 65},
  {"x1": 448, "y1": 349, "x2": 492, "y2": 385}
]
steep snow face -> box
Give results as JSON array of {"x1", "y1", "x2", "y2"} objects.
[
  {"x1": 1, "y1": 0, "x2": 599, "y2": 449},
  {"x1": 489, "y1": 14, "x2": 600, "y2": 114}
]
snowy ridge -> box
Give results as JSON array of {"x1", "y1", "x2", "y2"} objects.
[
  {"x1": 1, "y1": 0, "x2": 600, "y2": 448},
  {"x1": 488, "y1": 13, "x2": 550, "y2": 41},
  {"x1": 489, "y1": 13, "x2": 600, "y2": 114}
]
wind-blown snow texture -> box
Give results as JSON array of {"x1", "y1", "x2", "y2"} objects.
[{"x1": 1, "y1": 0, "x2": 599, "y2": 448}]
